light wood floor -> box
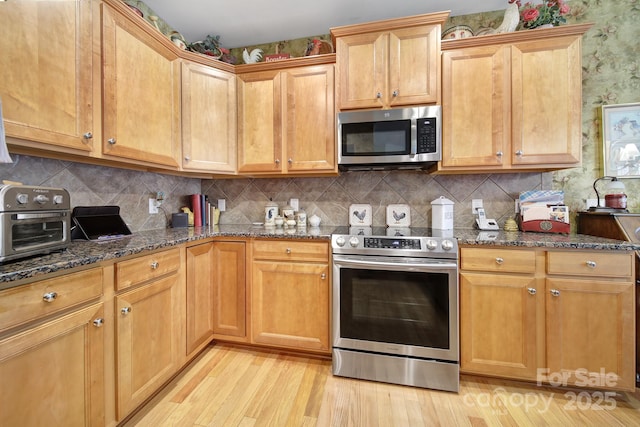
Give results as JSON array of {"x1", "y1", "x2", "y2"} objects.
[{"x1": 123, "y1": 343, "x2": 640, "y2": 426}]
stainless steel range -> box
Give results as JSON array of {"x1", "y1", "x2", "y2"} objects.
[
  {"x1": 331, "y1": 227, "x2": 459, "y2": 392},
  {"x1": 0, "y1": 184, "x2": 71, "y2": 263}
]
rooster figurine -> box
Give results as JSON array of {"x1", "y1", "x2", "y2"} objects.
[
  {"x1": 305, "y1": 39, "x2": 322, "y2": 56},
  {"x1": 352, "y1": 209, "x2": 367, "y2": 222},
  {"x1": 242, "y1": 48, "x2": 263, "y2": 64}
]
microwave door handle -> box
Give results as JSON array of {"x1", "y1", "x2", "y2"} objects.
[{"x1": 410, "y1": 120, "x2": 418, "y2": 155}]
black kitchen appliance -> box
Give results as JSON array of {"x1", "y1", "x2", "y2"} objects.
[{"x1": 71, "y1": 205, "x2": 132, "y2": 240}]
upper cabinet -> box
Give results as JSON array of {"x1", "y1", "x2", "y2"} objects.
[
  {"x1": 237, "y1": 62, "x2": 336, "y2": 175},
  {"x1": 331, "y1": 12, "x2": 448, "y2": 110},
  {"x1": 439, "y1": 24, "x2": 592, "y2": 173},
  {"x1": 101, "y1": 3, "x2": 182, "y2": 169},
  {"x1": 181, "y1": 61, "x2": 237, "y2": 173},
  {"x1": 0, "y1": 0, "x2": 95, "y2": 154}
]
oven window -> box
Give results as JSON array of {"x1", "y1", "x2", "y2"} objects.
[
  {"x1": 342, "y1": 120, "x2": 410, "y2": 156},
  {"x1": 12, "y1": 221, "x2": 65, "y2": 250},
  {"x1": 340, "y1": 268, "x2": 450, "y2": 349}
]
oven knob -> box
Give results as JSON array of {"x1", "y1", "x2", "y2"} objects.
[
  {"x1": 34, "y1": 194, "x2": 49, "y2": 204},
  {"x1": 335, "y1": 236, "x2": 346, "y2": 247},
  {"x1": 441, "y1": 240, "x2": 454, "y2": 251},
  {"x1": 349, "y1": 236, "x2": 360, "y2": 247},
  {"x1": 426, "y1": 239, "x2": 438, "y2": 250},
  {"x1": 16, "y1": 193, "x2": 29, "y2": 204},
  {"x1": 53, "y1": 194, "x2": 64, "y2": 204}
]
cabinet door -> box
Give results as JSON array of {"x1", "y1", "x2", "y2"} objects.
[
  {"x1": 102, "y1": 5, "x2": 181, "y2": 168},
  {"x1": 511, "y1": 36, "x2": 582, "y2": 166},
  {"x1": 115, "y1": 275, "x2": 181, "y2": 420},
  {"x1": 252, "y1": 261, "x2": 330, "y2": 352},
  {"x1": 388, "y1": 25, "x2": 439, "y2": 107},
  {"x1": 237, "y1": 70, "x2": 283, "y2": 173},
  {"x1": 186, "y1": 242, "x2": 215, "y2": 356},
  {"x1": 0, "y1": 303, "x2": 105, "y2": 426},
  {"x1": 182, "y1": 62, "x2": 237, "y2": 173},
  {"x1": 284, "y1": 65, "x2": 336, "y2": 173},
  {"x1": 335, "y1": 32, "x2": 387, "y2": 110},
  {"x1": 441, "y1": 45, "x2": 510, "y2": 169},
  {"x1": 545, "y1": 278, "x2": 635, "y2": 391},
  {"x1": 460, "y1": 272, "x2": 541, "y2": 380},
  {"x1": 0, "y1": 0, "x2": 94, "y2": 152},
  {"x1": 213, "y1": 241, "x2": 247, "y2": 340}
]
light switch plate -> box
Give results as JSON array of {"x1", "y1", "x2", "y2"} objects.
[{"x1": 217, "y1": 199, "x2": 226, "y2": 212}]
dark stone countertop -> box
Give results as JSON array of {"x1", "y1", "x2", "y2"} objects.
[{"x1": 1, "y1": 224, "x2": 638, "y2": 288}]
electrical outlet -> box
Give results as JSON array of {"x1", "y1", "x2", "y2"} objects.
[
  {"x1": 472, "y1": 199, "x2": 483, "y2": 214},
  {"x1": 149, "y1": 198, "x2": 158, "y2": 214},
  {"x1": 218, "y1": 199, "x2": 226, "y2": 212}
]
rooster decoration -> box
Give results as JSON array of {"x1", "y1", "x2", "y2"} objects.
[
  {"x1": 352, "y1": 209, "x2": 367, "y2": 222},
  {"x1": 392, "y1": 210, "x2": 406, "y2": 222},
  {"x1": 242, "y1": 48, "x2": 263, "y2": 64},
  {"x1": 305, "y1": 39, "x2": 322, "y2": 56}
]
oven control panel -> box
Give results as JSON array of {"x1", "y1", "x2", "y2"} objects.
[{"x1": 364, "y1": 237, "x2": 421, "y2": 249}]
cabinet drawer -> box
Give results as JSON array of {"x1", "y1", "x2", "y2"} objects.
[
  {"x1": 115, "y1": 248, "x2": 181, "y2": 290},
  {"x1": 0, "y1": 267, "x2": 103, "y2": 333},
  {"x1": 252, "y1": 240, "x2": 328, "y2": 262},
  {"x1": 461, "y1": 247, "x2": 536, "y2": 274},
  {"x1": 547, "y1": 251, "x2": 633, "y2": 278}
]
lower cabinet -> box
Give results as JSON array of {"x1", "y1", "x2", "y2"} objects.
[
  {"x1": 114, "y1": 250, "x2": 183, "y2": 420},
  {"x1": 460, "y1": 246, "x2": 636, "y2": 391},
  {"x1": 251, "y1": 240, "x2": 330, "y2": 353},
  {"x1": 212, "y1": 239, "x2": 247, "y2": 341},
  {"x1": 186, "y1": 241, "x2": 215, "y2": 356},
  {"x1": 0, "y1": 303, "x2": 105, "y2": 426}
]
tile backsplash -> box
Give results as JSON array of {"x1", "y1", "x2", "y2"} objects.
[{"x1": 0, "y1": 153, "x2": 551, "y2": 231}]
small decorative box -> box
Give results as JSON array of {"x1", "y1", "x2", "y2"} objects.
[
  {"x1": 386, "y1": 204, "x2": 411, "y2": 227},
  {"x1": 349, "y1": 204, "x2": 372, "y2": 226}
]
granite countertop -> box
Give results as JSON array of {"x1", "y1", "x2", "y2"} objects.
[{"x1": 2, "y1": 224, "x2": 638, "y2": 287}]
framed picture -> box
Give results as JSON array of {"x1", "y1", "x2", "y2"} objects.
[
  {"x1": 386, "y1": 204, "x2": 411, "y2": 227},
  {"x1": 602, "y1": 102, "x2": 640, "y2": 178},
  {"x1": 349, "y1": 204, "x2": 372, "y2": 226}
]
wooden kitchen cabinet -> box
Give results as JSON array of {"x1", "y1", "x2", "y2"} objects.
[
  {"x1": 101, "y1": 3, "x2": 181, "y2": 169},
  {"x1": 545, "y1": 250, "x2": 635, "y2": 391},
  {"x1": 331, "y1": 12, "x2": 447, "y2": 110},
  {"x1": 0, "y1": 303, "x2": 105, "y2": 427},
  {"x1": 460, "y1": 245, "x2": 636, "y2": 391},
  {"x1": 439, "y1": 24, "x2": 591, "y2": 172},
  {"x1": 237, "y1": 63, "x2": 336, "y2": 175},
  {"x1": 186, "y1": 241, "x2": 215, "y2": 357},
  {"x1": 114, "y1": 248, "x2": 184, "y2": 420},
  {"x1": 182, "y1": 61, "x2": 237, "y2": 173},
  {"x1": 251, "y1": 240, "x2": 330, "y2": 353},
  {"x1": 212, "y1": 239, "x2": 247, "y2": 341},
  {"x1": 0, "y1": 0, "x2": 96, "y2": 154},
  {"x1": 460, "y1": 247, "x2": 543, "y2": 380}
]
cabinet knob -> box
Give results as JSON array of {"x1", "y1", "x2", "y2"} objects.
[
  {"x1": 107, "y1": 138, "x2": 117, "y2": 145},
  {"x1": 515, "y1": 150, "x2": 524, "y2": 156},
  {"x1": 93, "y1": 318, "x2": 104, "y2": 328},
  {"x1": 288, "y1": 158, "x2": 293, "y2": 164},
  {"x1": 321, "y1": 273, "x2": 326, "y2": 280},
  {"x1": 376, "y1": 92, "x2": 382, "y2": 99},
  {"x1": 495, "y1": 257, "x2": 504, "y2": 265},
  {"x1": 184, "y1": 156, "x2": 190, "y2": 162},
  {"x1": 496, "y1": 151, "x2": 503, "y2": 157},
  {"x1": 586, "y1": 260, "x2": 597, "y2": 268},
  {"x1": 150, "y1": 261, "x2": 159, "y2": 270},
  {"x1": 275, "y1": 159, "x2": 280, "y2": 165},
  {"x1": 527, "y1": 288, "x2": 537, "y2": 295},
  {"x1": 286, "y1": 248, "x2": 291, "y2": 254},
  {"x1": 550, "y1": 289, "x2": 560, "y2": 297},
  {"x1": 83, "y1": 132, "x2": 93, "y2": 140},
  {"x1": 392, "y1": 90, "x2": 398, "y2": 97},
  {"x1": 42, "y1": 292, "x2": 58, "y2": 303},
  {"x1": 121, "y1": 307, "x2": 132, "y2": 315}
]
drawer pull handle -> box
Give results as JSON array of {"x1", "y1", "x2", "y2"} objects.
[
  {"x1": 321, "y1": 273, "x2": 326, "y2": 280},
  {"x1": 93, "y1": 318, "x2": 104, "y2": 328},
  {"x1": 286, "y1": 248, "x2": 291, "y2": 254},
  {"x1": 527, "y1": 288, "x2": 537, "y2": 295},
  {"x1": 150, "y1": 261, "x2": 159, "y2": 270},
  {"x1": 42, "y1": 292, "x2": 58, "y2": 303},
  {"x1": 586, "y1": 260, "x2": 597, "y2": 268},
  {"x1": 495, "y1": 257, "x2": 504, "y2": 265},
  {"x1": 550, "y1": 289, "x2": 560, "y2": 297},
  {"x1": 121, "y1": 307, "x2": 132, "y2": 315}
]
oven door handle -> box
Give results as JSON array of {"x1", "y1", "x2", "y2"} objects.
[
  {"x1": 15, "y1": 212, "x2": 68, "y2": 220},
  {"x1": 333, "y1": 255, "x2": 457, "y2": 271}
]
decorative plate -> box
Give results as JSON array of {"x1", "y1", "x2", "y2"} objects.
[
  {"x1": 349, "y1": 204, "x2": 372, "y2": 226},
  {"x1": 386, "y1": 204, "x2": 411, "y2": 227}
]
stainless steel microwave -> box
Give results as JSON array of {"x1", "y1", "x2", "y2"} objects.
[{"x1": 337, "y1": 105, "x2": 441, "y2": 170}]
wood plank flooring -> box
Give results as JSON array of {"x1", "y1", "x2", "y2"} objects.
[{"x1": 123, "y1": 343, "x2": 640, "y2": 426}]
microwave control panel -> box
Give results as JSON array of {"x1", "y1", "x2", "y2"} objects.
[{"x1": 417, "y1": 118, "x2": 438, "y2": 154}]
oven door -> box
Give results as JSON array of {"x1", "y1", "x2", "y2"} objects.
[
  {"x1": 332, "y1": 254, "x2": 458, "y2": 362},
  {"x1": 0, "y1": 211, "x2": 70, "y2": 261}
]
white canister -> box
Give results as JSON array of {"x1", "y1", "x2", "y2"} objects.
[
  {"x1": 431, "y1": 196, "x2": 454, "y2": 230},
  {"x1": 265, "y1": 200, "x2": 279, "y2": 225}
]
